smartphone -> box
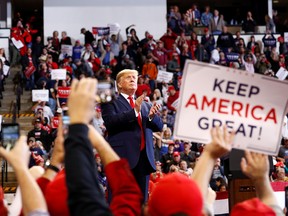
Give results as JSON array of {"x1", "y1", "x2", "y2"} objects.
[
  {"x1": 1, "y1": 123, "x2": 20, "y2": 151},
  {"x1": 97, "y1": 82, "x2": 115, "y2": 103},
  {"x1": 62, "y1": 115, "x2": 70, "y2": 138}
]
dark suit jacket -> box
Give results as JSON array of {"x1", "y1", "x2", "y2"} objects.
[{"x1": 101, "y1": 94, "x2": 163, "y2": 172}]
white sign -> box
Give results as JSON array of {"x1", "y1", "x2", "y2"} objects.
[
  {"x1": 156, "y1": 70, "x2": 173, "y2": 83},
  {"x1": 3, "y1": 65, "x2": 10, "y2": 76},
  {"x1": 276, "y1": 67, "x2": 288, "y2": 80},
  {"x1": 107, "y1": 23, "x2": 121, "y2": 35},
  {"x1": 32, "y1": 90, "x2": 49, "y2": 102},
  {"x1": 0, "y1": 115, "x2": 2, "y2": 131},
  {"x1": 61, "y1": 45, "x2": 73, "y2": 56},
  {"x1": 174, "y1": 60, "x2": 288, "y2": 155},
  {"x1": 51, "y1": 69, "x2": 67, "y2": 80},
  {"x1": 11, "y1": 37, "x2": 24, "y2": 49},
  {"x1": 284, "y1": 32, "x2": 288, "y2": 43}
]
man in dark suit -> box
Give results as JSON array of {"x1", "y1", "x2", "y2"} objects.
[{"x1": 101, "y1": 69, "x2": 163, "y2": 201}]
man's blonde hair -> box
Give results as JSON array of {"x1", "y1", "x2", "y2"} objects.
[{"x1": 116, "y1": 69, "x2": 138, "y2": 88}]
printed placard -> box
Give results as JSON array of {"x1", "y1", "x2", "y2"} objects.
[
  {"x1": 58, "y1": 87, "x2": 71, "y2": 98},
  {"x1": 284, "y1": 32, "x2": 288, "y2": 43},
  {"x1": 174, "y1": 60, "x2": 288, "y2": 155},
  {"x1": 61, "y1": 45, "x2": 73, "y2": 56},
  {"x1": 156, "y1": 70, "x2": 173, "y2": 83},
  {"x1": 276, "y1": 67, "x2": 288, "y2": 80},
  {"x1": 32, "y1": 90, "x2": 49, "y2": 102},
  {"x1": 51, "y1": 69, "x2": 67, "y2": 80},
  {"x1": 92, "y1": 27, "x2": 110, "y2": 36}
]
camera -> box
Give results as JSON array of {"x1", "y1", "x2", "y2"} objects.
[{"x1": 1, "y1": 123, "x2": 20, "y2": 151}]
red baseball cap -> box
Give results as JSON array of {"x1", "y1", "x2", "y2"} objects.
[
  {"x1": 148, "y1": 173, "x2": 203, "y2": 216},
  {"x1": 231, "y1": 198, "x2": 276, "y2": 216}
]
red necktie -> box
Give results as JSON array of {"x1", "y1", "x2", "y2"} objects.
[{"x1": 128, "y1": 96, "x2": 145, "y2": 150}]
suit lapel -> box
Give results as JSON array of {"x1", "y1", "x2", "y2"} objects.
[{"x1": 118, "y1": 94, "x2": 132, "y2": 110}]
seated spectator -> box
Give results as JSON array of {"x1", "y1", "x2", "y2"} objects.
[
  {"x1": 150, "y1": 161, "x2": 164, "y2": 184},
  {"x1": 273, "y1": 167, "x2": 288, "y2": 182},
  {"x1": 215, "y1": 176, "x2": 228, "y2": 191},
  {"x1": 161, "y1": 143, "x2": 175, "y2": 173},
  {"x1": 180, "y1": 141, "x2": 197, "y2": 167},
  {"x1": 247, "y1": 36, "x2": 259, "y2": 52},
  {"x1": 255, "y1": 53, "x2": 272, "y2": 74},
  {"x1": 179, "y1": 160, "x2": 193, "y2": 177}
]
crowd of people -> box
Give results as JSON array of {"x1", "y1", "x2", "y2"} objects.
[{"x1": 0, "y1": 3, "x2": 287, "y2": 215}]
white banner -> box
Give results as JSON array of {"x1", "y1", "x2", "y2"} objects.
[
  {"x1": 276, "y1": 67, "x2": 288, "y2": 80},
  {"x1": 11, "y1": 37, "x2": 24, "y2": 49},
  {"x1": 32, "y1": 90, "x2": 49, "y2": 102},
  {"x1": 107, "y1": 23, "x2": 121, "y2": 35},
  {"x1": 284, "y1": 32, "x2": 288, "y2": 43},
  {"x1": 174, "y1": 60, "x2": 288, "y2": 155},
  {"x1": 3, "y1": 65, "x2": 10, "y2": 76},
  {"x1": 61, "y1": 45, "x2": 73, "y2": 56},
  {"x1": 156, "y1": 70, "x2": 173, "y2": 83},
  {"x1": 51, "y1": 69, "x2": 67, "y2": 80}
]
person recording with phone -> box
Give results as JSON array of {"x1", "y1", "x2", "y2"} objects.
[{"x1": 101, "y1": 69, "x2": 163, "y2": 202}]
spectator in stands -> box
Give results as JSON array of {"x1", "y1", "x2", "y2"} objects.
[
  {"x1": 234, "y1": 31, "x2": 245, "y2": 47},
  {"x1": 0, "y1": 59, "x2": 3, "y2": 100},
  {"x1": 152, "y1": 40, "x2": 168, "y2": 69},
  {"x1": 150, "y1": 161, "x2": 164, "y2": 184},
  {"x1": 125, "y1": 24, "x2": 140, "y2": 49},
  {"x1": 32, "y1": 36, "x2": 44, "y2": 65},
  {"x1": 201, "y1": 6, "x2": 213, "y2": 27},
  {"x1": 179, "y1": 160, "x2": 193, "y2": 177},
  {"x1": 52, "y1": 31, "x2": 60, "y2": 53},
  {"x1": 45, "y1": 37, "x2": 59, "y2": 63},
  {"x1": 216, "y1": 26, "x2": 235, "y2": 53},
  {"x1": 161, "y1": 142, "x2": 175, "y2": 173},
  {"x1": 201, "y1": 28, "x2": 215, "y2": 61},
  {"x1": 242, "y1": 52, "x2": 257, "y2": 73},
  {"x1": 80, "y1": 28, "x2": 95, "y2": 45},
  {"x1": 167, "y1": 85, "x2": 179, "y2": 113},
  {"x1": 180, "y1": 141, "x2": 197, "y2": 167},
  {"x1": 28, "y1": 118, "x2": 51, "y2": 152},
  {"x1": 161, "y1": 106, "x2": 175, "y2": 131},
  {"x1": 100, "y1": 43, "x2": 115, "y2": 66},
  {"x1": 176, "y1": 32, "x2": 189, "y2": 52},
  {"x1": 121, "y1": 54, "x2": 136, "y2": 70},
  {"x1": 179, "y1": 44, "x2": 192, "y2": 70},
  {"x1": 28, "y1": 136, "x2": 45, "y2": 168},
  {"x1": 186, "y1": 4, "x2": 201, "y2": 26},
  {"x1": 167, "y1": 52, "x2": 181, "y2": 82},
  {"x1": 247, "y1": 35, "x2": 259, "y2": 52},
  {"x1": 168, "y1": 151, "x2": 181, "y2": 173},
  {"x1": 278, "y1": 137, "x2": 288, "y2": 167},
  {"x1": 142, "y1": 55, "x2": 158, "y2": 90},
  {"x1": 60, "y1": 31, "x2": 72, "y2": 46},
  {"x1": 265, "y1": 15, "x2": 275, "y2": 33},
  {"x1": 160, "y1": 28, "x2": 178, "y2": 51},
  {"x1": 108, "y1": 33, "x2": 122, "y2": 58},
  {"x1": 242, "y1": 11, "x2": 257, "y2": 33},
  {"x1": 273, "y1": 167, "x2": 288, "y2": 182},
  {"x1": 215, "y1": 176, "x2": 228, "y2": 191},
  {"x1": 72, "y1": 40, "x2": 83, "y2": 61},
  {"x1": 209, "y1": 9, "x2": 225, "y2": 35},
  {"x1": 210, "y1": 158, "x2": 227, "y2": 191},
  {"x1": 189, "y1": 31, "x2": 199, "y2": 60},
  {"x1": 74, "y1": 59, "x2": 93, "y2": 78},
  {"x1": 255, "y1": 53, "x2": 272, "y2": 74},
  {"x1": 21, "y1": 47, "x2": 37, "y2": 91},
  {"x1": 167, "y1": 6, "x2": 181, "y2": 34}
]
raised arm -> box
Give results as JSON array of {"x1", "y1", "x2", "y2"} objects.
[{"x1": 0, "y1": 136, "x2": 48, "y2": 215}]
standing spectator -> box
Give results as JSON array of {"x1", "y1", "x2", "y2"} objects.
[
  {"x1": 160, "y1": 28, "x2": 178, "y2": 51},
  {"x1": 216, "y1": 26, "x2": 235, "y2": 53},
  {"x1": 255, "y1": 53, "x2": 271, "y2": 74},
  {"x1": 60, "y1": 31, "x2": 72, "y2": 46},
  {"x1": 150, "y1": 161, "x2": 164, "y2": 184},
  {"x1": 209, "y1": 9, "x2": 225, "y2": 35},
  {"x1": 21, "y1": 47, "x2": 36, "y2": 91},
  {"x1": 241, "y1": 52, "x2": 257, "y2": 73},
  {"x1": 32, "y1": 36, "x2": 44, "y2": 64},
  {"x1": 201, "y1": 28, "x2": 215, "y2": 61},
  {"x1": 27, "y1": 118, "x2": 50, "y2": 152},
  {"x1": 152, "y1": 40, "x2": 168, "y2": 69},
  {"x1": 188, "y1": 31, "x2": 199, "y2": 60},
  {"x1": 265, "y1": 15, "x2": 275, "y2": 33},
  {"x1": 101, "y1": 69, "x2": 163, "y2": 201},
  {"x1": 45, "y1": 37, "x2": 59, "y2": 63},
  {"x1": 142, "y1": 55, "x2": 158, "y2": 91},
  {"x1": 100, "y1": 43, "x2": 115, "y2": 66},
  {"x1": 242, "y1": 11, "x2": 257, "y2": 33},
  {"x1": 201, "y1": 6, "x2": 213, "y2": 27},
  {"x1": 80, "y1": 28, "x2": 95, "y2": 45},
  {"x1": 52, "y1": 30, "x2": 60, "y2": 54},
  {"x1": 210, "y1": 158, "x2": 227, "y2": 191},
  {"x1": 72, "y1": 40, "x2": 83, "y2": 61},
  {"x1": 167, "y1": 85, "x2": 179, "y2": 113},
  {"x1": 186, "y1": 4, "x2": 201, "y2": 26},
  {"x1": 278, "y1": 137, "x2": 288, "y2": 167},
  {"x1": 247, "y1": 35, "x2": 259, "y2": 52},
  {"x1": 167, "y1": 6, "x2": 181, "y2": 34}
]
